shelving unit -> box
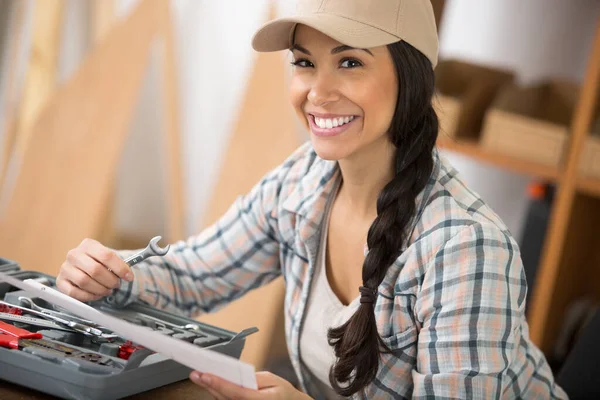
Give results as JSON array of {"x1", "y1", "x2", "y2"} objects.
[
  {"x1": 437, "y1": 136, "x2": 561, "y2": 181},
  {"x1": 436, "y1": 13, "x2": 600, "y2": 355}
]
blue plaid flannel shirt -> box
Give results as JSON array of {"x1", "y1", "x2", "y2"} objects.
[{"x1": 111, "y1": 142, "x2": 567, "y2": 399}]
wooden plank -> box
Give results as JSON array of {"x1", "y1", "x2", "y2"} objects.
[
  {"x1": 528, "y1": 14, "x2": 600, "y2": 352},
  {"x1": 0, "y1": 0, "x2": 29, "y2": 191},
  {"x1": 155, "y1": 0, "x2": 185, "y2": 242},
  {"x1": 90, "y1": 0, "x2": 119, "y2": 248},
  {"x1": 91, "y1": 0, "x2": 115, "y2": 43},
  {"x1": 94, "y1": 0, "x2": 185, "y2": 245},
  {"x1": 0, "y1": 0, "x2": 157, "y2": 274},
  {"x1": 437, "y1": 137, "x2": 560, "y2": 181},
  {"x1": 14, "y1": 0, "x2": 64, "y2": 155},
  {"x1": 197, "y1": 5, "x2": 301, "y2": 369}
]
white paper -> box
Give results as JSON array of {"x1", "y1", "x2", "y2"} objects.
[{"x1": 0, "y1": 271, "x2": 257, "y2": 389}]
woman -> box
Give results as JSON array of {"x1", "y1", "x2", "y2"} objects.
[{"x1": 56, "y1": 1, "x2": 567, "y2": 399}]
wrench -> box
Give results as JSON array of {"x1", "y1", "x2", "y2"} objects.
[
  {"x1": 123, "y1": 236, "x2": 170, "y2": 267},
  {"x1": 129, "y1": 313, "x2": 202, "y2": 333},
  {"x1": 99, "y1": 308, "x2": 202, "y2": 333},
  {"x1": 0, "y1": 300, "x2": 108, "y2": 337},
  {"x1": 0, "y1": 313, "x2": 77, "y2": 332},
  {"x1": 18, "y1": 297, "x2": 102, "y2": 328}
]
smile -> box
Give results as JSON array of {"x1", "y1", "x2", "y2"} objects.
[
  {"x1": 314, "y1": 115, "x2": 355, "y2": 129},
  {"x1": 308, "y1": 114, "x2": 358, "y2": 137}
]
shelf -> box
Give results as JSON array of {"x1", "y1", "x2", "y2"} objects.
[{"x1": 437, "y1": 136, "x2": 561, "y2": 181}]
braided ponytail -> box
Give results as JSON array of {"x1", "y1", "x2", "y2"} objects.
[{"x1": 327, "y1": 41, "x2": 439, "y2": 396}]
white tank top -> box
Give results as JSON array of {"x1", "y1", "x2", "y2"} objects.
[{"x1": 299, "y1": 188, "x2": 361, "y2": 399}]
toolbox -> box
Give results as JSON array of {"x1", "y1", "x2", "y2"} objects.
[
  {"x1": 0, "y1": 262, "x2": 257, "y2": 400},
  {"x1": 0, "y1": 258, "x2": 19, "y2": 273}
]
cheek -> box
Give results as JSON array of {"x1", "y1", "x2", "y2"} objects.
[
  {"x1": 359, "y1": 81, "x2": 397, "y2": 135},
  {"x1": 380, "y1": 84, "x2": 398, "y2": 131},
  {"x1": 289, "y1": 77, "x2": 309, "y2": 121}
]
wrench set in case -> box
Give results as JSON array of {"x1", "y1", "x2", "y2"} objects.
[{"x1": 0, "y1": 257, "x2": 257, "y2": 399}]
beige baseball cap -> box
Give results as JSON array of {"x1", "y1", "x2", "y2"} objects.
[{"x1": 252, "y1": 0, "x2": 439, "y2": 68}]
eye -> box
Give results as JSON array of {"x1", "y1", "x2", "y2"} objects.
[
  {"x1": 340, "y1": 58, "x2": 363, "y2": 68},
  {"x1": 290, "y1": 59, "x2": 314, "y2": 68}
]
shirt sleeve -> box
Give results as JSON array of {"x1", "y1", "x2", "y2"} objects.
[
  {"x1": 106, "y1": 165, "x2": 286, "y2": 317},
  {"x1": 411, "y1": 223, "x2": 560, "y2": 399}
]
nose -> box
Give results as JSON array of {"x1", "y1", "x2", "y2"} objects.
[{"x1": 307, "y1": 70, "x2": 340, "y2": 107}]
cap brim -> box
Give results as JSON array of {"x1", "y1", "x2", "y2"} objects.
[{"x1": 252, "y1": 14, "x2": 401, "y2": 52}]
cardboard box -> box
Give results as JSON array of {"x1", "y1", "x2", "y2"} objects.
[
  {"x1": 481, "y1": 81, "x2": 578, "y2": 167},
  {"x1": 434, "y1": 60, "x2": 514, "y2": 139}
]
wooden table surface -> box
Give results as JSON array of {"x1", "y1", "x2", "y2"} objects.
[{"x1": 0, "y1": 379, "x2": 213, "y2": 399}]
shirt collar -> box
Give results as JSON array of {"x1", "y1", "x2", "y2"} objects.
[{"x1": 282, "y1": 146, "x2": 441, "y2": 250}]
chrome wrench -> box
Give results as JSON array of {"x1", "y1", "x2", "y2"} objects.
[
  {"x1": 0, "y1": 313, "x2": 77, "y2": 332},
  {"x1": 18, "y1": 296, "x2": 102, "y2": 328},
  {"x1": 0, "y1": 300, "x2": 106, "y2": 337},
  {"x1": 100, "y1": 308, "x2": 202, "y2": 333},
  {"x1": 123, "y1": 236, "x2": 170, "y2": 267}
]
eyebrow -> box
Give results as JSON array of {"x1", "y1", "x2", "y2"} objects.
[{"x1": 290, "y1": 44, "x2": 374, "y2": 57}]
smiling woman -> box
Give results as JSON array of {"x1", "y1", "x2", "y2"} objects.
[
  {"x1": 56, "y1": 1, "x2": 568, "y2": 399},
  {"x1": 289, "y1": 28, "x2": 398, "y2": 166}
]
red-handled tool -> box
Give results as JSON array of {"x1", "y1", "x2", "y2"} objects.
[
  {"x1": 0, "y1": 320, "x2": 42, "y2": 339},
  {"x1": 118, "y1": 340, "x2": 145, "y2": 360},
  {"x1": 0, "y1": 321, "x2": 120, "y2": 369},
  {"x1": 0, "y1": 304, "x2": 23, "y2": 315},
  {"x1": 0, "y1": 320, "x2": 42, "y2": 349}
]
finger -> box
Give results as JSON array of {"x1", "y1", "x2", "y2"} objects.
[
  {"x1": 205, "y1": 388, "x2": 227, "y2": 400},
  {"x1": 191, "y1": 374, "x2": 260, "y2": 400},
  {"x1": 80, "y1": 238, "x2": 133, "y2": 281},
  {"x1": 62, "y1": 261, "x2": 113, "y2": 297},
  {"x1": 56, "y1": 277, "x2": 104, "y2": 302},
  {"x1": 67, "y1": 249, "x2": 117, "y2": 291},
  {"x1": 256, "y1": 372, "x2": 287, "y2": 389},
  {"x1": 190, "y1": 373, "x2": 227, "y2": 400}
]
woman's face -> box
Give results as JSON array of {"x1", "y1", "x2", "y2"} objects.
[{"x1": 289, "y1": 25, "x2": 398, "y2": 161}]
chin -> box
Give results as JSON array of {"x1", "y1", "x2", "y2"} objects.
[{"x1": 310, "y1": 136, "x2": 350, "y2": 161}]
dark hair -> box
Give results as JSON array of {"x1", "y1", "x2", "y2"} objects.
[{"x1": 327, "y1": 41, "x2": 439, "y2": 396}]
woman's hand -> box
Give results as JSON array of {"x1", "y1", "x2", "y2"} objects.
[
  {"x1": 190, "y1": 371, "x2": 312, "y2": 400},
  {"x1": 56, "y1": 238, "x2": 133, "y2": 302}
]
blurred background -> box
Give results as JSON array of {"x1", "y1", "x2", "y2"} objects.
[{"x1": 0, "y1": 0, "x2": 599, "y2": 389}]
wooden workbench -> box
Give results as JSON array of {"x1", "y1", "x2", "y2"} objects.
[{"x1": 0, "y1": 379, "x2": 212, "y2": 399}]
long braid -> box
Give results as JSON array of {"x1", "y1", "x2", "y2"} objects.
[{"x1": 327, "y1": 41, "x2": 439, "y2": 396}]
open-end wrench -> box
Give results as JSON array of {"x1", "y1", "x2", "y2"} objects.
[
  {"x1": 138, "y1": 314, "x2": 203, "y2": 333},
  {"x1": 98, "y1": 307, "x2": 202, "y2": 333},
  {"x1": 0, "y1": 313, "x2": 80, "y2": 332},
  {"x1": 0, "y1": 300, "x2": 108, "y2": 337},
  {"x1": 18, "y1": 297, "x2": 102, "y2": 328},
  {"x1": 123, "y1": 236, "x2": 170, "y2": 267}
]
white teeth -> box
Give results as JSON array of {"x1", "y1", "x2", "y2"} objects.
[{"x1": 314, "y1": 116, "x2": 355, "y2": 129}]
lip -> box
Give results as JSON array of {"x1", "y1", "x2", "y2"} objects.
[{"x1": 307, "y1": 113, "x2": 358, "y2": 137}]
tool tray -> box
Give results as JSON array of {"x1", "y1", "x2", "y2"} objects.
[{"x1": 0, "y1": 262, "x2": 256, "y2": 400}]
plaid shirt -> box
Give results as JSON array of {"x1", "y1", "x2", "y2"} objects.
[{"x1": 110, "y1": 142, "x2": 567, "y2": 399}]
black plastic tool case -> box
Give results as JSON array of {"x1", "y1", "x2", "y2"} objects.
[{"x1": 0, "y1": 262, "x2": 255, "y2": 399}]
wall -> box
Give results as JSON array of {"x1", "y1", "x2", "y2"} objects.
[{"x1": 3, "y1": 0, "x2": 599, "y2": 242}]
